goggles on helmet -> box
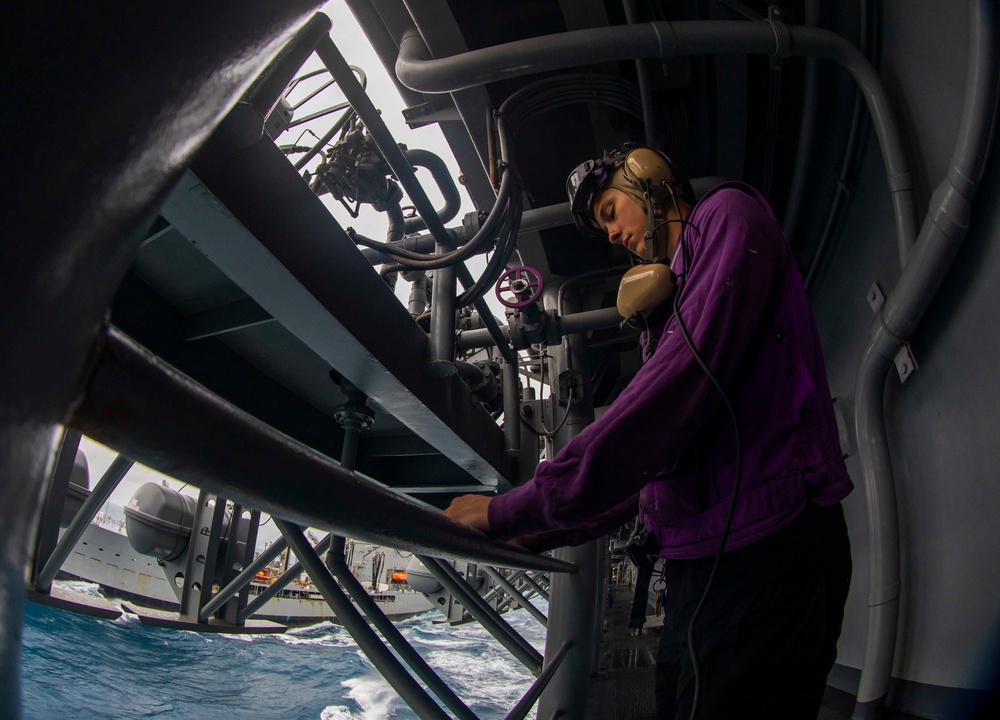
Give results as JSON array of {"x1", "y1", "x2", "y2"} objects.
[
  {"x1": 566, "y1": 144, "x2": 675, "y2": 238},
  {"x1": 566, "y1": 152, "x2": 626, "y2": 238}
]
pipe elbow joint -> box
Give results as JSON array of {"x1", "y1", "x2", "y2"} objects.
[{"x1": 396, "y1": 28, "x2": 431, "y2": 91}]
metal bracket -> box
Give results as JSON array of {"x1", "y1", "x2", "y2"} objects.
[
  {"x1": 867, "y1": 282, "x2": 886, "y2": 314},
  {"x1": 402, "y1": 100, "x2": 460, "y2": 128},
  {"x1": 767, "y1": 5, "x2": 792, "y2": 70},
  {"x1": 894, "y1": 343, "x2": 918, "y2": 383}
]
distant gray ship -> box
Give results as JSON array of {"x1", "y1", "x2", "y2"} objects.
[{"x1": 57, "y1": 517, "x2": 431, "y2": 626}]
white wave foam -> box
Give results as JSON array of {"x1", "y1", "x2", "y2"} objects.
[
  {"x1": 320, "y1": 705, "x2": 356, "y2": 720},
  {"x1": 287, "y1": 620, "x2": 338, "y2": 635},
  {"x1": 343, "y1": 675, "x2": 400, "y2": 719}
]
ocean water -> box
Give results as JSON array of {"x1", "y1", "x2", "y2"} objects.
[{"x1": 21, "y1": 582, "x2": 547, "y2": 719}]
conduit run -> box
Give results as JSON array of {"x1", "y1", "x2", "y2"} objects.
[
  {"x1": 395, "y1": 18, "x2": 919, "y2": 265},
  {"x1": 851, "y1": 1, "x2": 998, "y2": 716}
]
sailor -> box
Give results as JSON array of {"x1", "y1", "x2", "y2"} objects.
[{"x1": 445, "y1": 145, "x2": 854, "y2": 719}]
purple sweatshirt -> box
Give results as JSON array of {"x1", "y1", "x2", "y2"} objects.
[{"x1": 488, "y1": 183, "x2": 853, "y2": 559}]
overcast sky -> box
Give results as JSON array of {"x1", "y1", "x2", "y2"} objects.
[{"x1": 84, "y1": 0, "x2": 488, "y2": 546}]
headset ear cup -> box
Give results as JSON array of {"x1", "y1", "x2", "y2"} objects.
[{"x1": 624, "y1": 147, "x2": 675, "y2": 187}]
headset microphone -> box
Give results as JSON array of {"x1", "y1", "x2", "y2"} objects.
[{"x1": 616, "y1": 180, "x2": 675, "y2": 317}]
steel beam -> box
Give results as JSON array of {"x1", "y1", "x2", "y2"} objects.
[
  {"x1": 179, "y1": 490, "x2": 227, "y2": 619},
  {"x1": 179, "y1": 298, "x2": 275, "y2": 341},
  {"x1": 484, "y1": 566, "x2": 547, "y2": 627},
  {"x1": 418, "y1": 556, "x2": 543, "y2": 674},
  {"x1": 166, "y1": 150, "x2": 510, "y2": 485},
  {"x1": 327, "y1": 537, "x2": 478, "y2": 720},
  {"x1": 30, "y1": 429, "x2": 82, "y2": 589},
  {"x1": 279, "y1": 521, "x2": 451, "y2": 720},
  {"x1": 239, "y1": 533, "x2": 334, "y2": 622},
  {"x1": 536, "y1": 288, "x2": 604, "y2": 720},
  {"x1": 504, "y1": 641, "x2": 573, "y2": 720},
  {"x1": 35, "y1": 453, "x2": 134, "y2": 592}
]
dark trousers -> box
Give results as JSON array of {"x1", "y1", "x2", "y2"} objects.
[{"x1": 654, "y1": 502, "x2": 852, "y2": 720}]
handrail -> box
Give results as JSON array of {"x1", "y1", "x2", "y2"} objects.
[{"x1": 69, "y1": 326, "x2": 576, "y2": 574}]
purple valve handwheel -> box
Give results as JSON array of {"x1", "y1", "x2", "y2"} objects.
[{"x1": 495, "y1": 266, "x2": 544, "y2": 308}]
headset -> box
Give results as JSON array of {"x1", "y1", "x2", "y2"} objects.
[{"x1": 566, "y1": 144, "x2": 692, "y2": 318}]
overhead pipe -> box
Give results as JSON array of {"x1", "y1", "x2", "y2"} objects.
[
  {"x1": 852, "y1": 1, "x2": 998, "y2": 716},
  {"x1": 456, "y1": 305, "x2": 623, "y2": 352},
  {"x1": 503, "y1": 358, "x2": 521, "y2": 455},
  {"x1": 456, "y1": 264, "x2": 518, "y2": 364},
  {"x1": 780, "y1": 0, "x2": 820, "y2": 244},
  {"x1": 428, "y1": 234, "x2": 459, "y2": 373},
  {"x1": 357, "y1": 202, "x2": 572, "y2": 266},
  {"x1": 623, "y1": 0, "x2": 656, "y2": 145},
  {"x1": 395, "y1": 19, "x2": 919, "y2": 263},
  {"x1": 70, "y1": 326, "x2": 575, "y2": 574},
  {"x1": 806, "y1": 0, "x2": 884, "y2": 290}
]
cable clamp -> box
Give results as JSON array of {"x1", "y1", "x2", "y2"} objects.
[{"x1": 766, "y1": 5, "x2": 792, "y2": 70}]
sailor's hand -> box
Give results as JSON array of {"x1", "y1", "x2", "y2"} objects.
[{"x1": 444, "y1": 494, "x2": 492, "y2": 534}]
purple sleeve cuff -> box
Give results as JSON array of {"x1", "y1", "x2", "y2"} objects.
[{"x1": 488, "y1": 480, "x2": 549, "y2": 541}]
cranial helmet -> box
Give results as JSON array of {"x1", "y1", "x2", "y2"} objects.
[{"x1": 566, "y1": 144, "x2": 680, "y2": 238}]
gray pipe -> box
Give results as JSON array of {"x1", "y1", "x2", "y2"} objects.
[
  {"x1": 780, "y1": 0, "x2": 820, "y2": 243},
  {"x1": 359, "y1": 203, "x2": 571, "y2": 266},
  {"x1": 852, "y1": 1, "x2": 998, "y2": 715},
  {"x1": 401, "y1": 148, "x2": 462, "y2": 234},
  {"x1": 503, "y1": 358, "x2": 521, "y2": 455},
  {"x1": 457, "y1": 306, "x2": 622, "y2": 352},
  {"x1": 520, "y1": 202, "x2": 572, "y2": 233},
  {"x1": 428, "y1": 241, "x2": 458, "y2": 370},
  {"x1": 622, "y1": 0, "x2": 656, "y2": 144},
  {"x1": 395, "y1": 20, "x2": 918, "y2": 262}
]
